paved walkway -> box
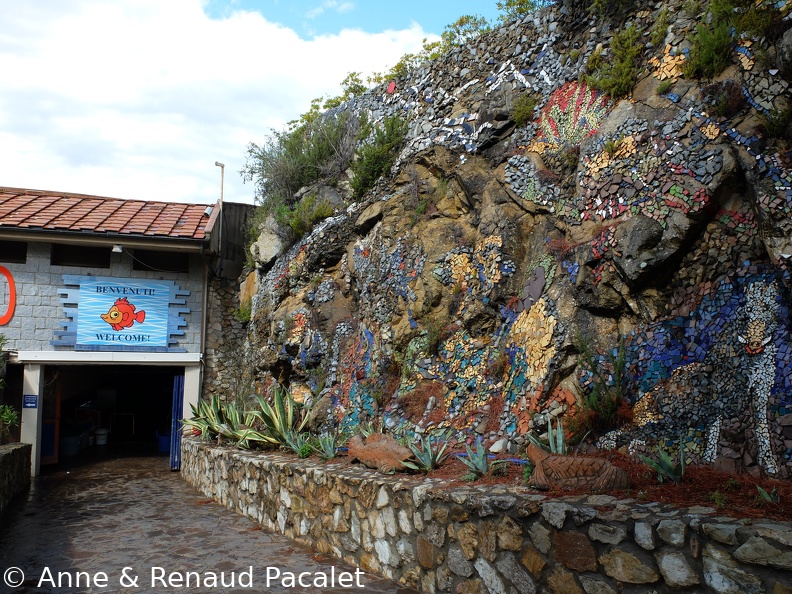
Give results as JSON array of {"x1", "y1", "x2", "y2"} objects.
[{"x1": 0, "y1": 454, "x2": 416, "y2": 594}]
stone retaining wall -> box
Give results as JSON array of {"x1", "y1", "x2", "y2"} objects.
[
  {"x1": 0, "y1": 443, "x2": 30, "y2": 517},
  {"x1": 182, "y1": 439, "x2": 792, "y2": 594}
]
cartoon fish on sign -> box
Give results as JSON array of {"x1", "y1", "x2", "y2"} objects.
[{"x1": 100, "y1": 297, "x2": 146, "y2": 331}]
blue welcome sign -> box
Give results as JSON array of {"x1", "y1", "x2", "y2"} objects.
[{"x1": 76, "y1": 279, "x2": 172, "y2": 347}]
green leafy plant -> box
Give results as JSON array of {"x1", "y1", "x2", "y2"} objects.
[
  {"x1": 585, "y1": 25, "x2": 643, "y2": 98},
  {"x1": 359, "y1": 419, "x2": 384, "y2": 437},
  {"x1": 656, "y1": 80, "x2": 673, "y2": 95},
  {"x1": 491, "y1": 460, "x2": 508, "y2": 476},
  {"x1": 651, "y1": 9, "x2": 672, "y2": 48},
  {"x1": 521, "y1": 461, "x2": 534, "y2": 484},
  {"x1": 586, "y1": 47, "x2": 603, "y2": 74},
  {"x1": 182, "y1": 395, "x2": 226, "y2": 441},
  {"x1": 709, "y1": 491, "x2": 728, "y2": 509},
  {"x1": 683, "y1": 21, "x2": 733, "y2": 80},
  {"x1": 403, "y1": 432, "x2": 451, "y2": 473},
  {"x1": 723, "y1": 477, "x2": 741, "y2": 491},
  {"x1": 735, "y1": 2, "x2": 783, "y2": 39},
  {"x1": 440, "y1": 14, "x2": 491, "y2": 48},
  {"x1": 316, "y1": 434, "x2": 339, "y2": 461},
  {"x1": 512, "y1": 93, "x2": 539, "y2": 127},
  {"x1": 183, "y1": 396, "x2": 273, "y2": 449},
  {"x1": 350, "y1": 115, "x2": 408, "y2": 199},
  {"x1": 497, "y1": 0, "x2": 552, "y2": 22},
  {"x1": 457, "y1": 436, "x2": 490, "y2": 479},
  {"x1": 571, "y1": 334, "x2": 632, "y2": 439},
  {"x1": 603, "y1": 137, "x2": 623, "y2": 156},
  {"x1": 248, "y1": 386, "x2": 309, "y2": 446},
  {"x1": 274, "y1": 193, "x2": 335, "y2": 240},
  {"x1": 321, "y1": 71, "x2": 368, "y2": 110},
  {"x1": 528, "y1": 417, "x2": 568, "y2": 454},
  {"x1": 763, "y1": 103, "x2": 792, "y2": 142},
  {"x1": 0, "y1": 403, "x2": 19, "y2": 443},
  {"x1": 639, "y1": 445, "x2": 686, "y2": 484},
  {"x1": 756, "y1": 485, "x2": 780, "y2": 505},
  {"x1": 683, "y1": 0, "x2": 703, "y2": 18},
  {"x1": 242, "y1": 110, "x2": 358, "y2": 208},
  {"x1": 284, "y1": 431, "x2": 313, "y2": 458},
  {"x1": 233, "y1": 299, "x2": 252, "y2": 323}
]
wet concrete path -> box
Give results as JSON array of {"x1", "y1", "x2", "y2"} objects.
[{"x1": 0, "y1": 453, "x2": 416, "y2": 594}]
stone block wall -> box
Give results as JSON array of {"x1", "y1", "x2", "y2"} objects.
[
  {"x1": 182, "y1": 440, "x2": 792, "y2": 594},
  {"x1": 0, "y1": 444, "x2": 31, "y2": 517},
  {"x1": 202, "y1": 275, "x2": 249, "y2": 399}
]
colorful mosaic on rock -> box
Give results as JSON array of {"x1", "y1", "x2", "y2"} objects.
[
  {"x1": 597, "y1": 271, "x2": 791, "y2": 472},
  {"x1": 238, "y1": 0, "x2": 792, "y2": 482},
  {"x1": 527, "y1": 81, "x2": 614, "y2": 156}
]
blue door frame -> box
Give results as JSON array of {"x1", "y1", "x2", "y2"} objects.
[{"x1": 170, "y1": 372, "x2": 184, "y2": 471}]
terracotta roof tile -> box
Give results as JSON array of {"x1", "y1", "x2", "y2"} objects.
[{"x1": 0, "y1": 187, "x2": 216, "y2": 241}]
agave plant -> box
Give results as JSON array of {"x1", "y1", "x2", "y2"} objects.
[
  {"x1": 527, "y1": 417, "x2": 567, "y2": 454},
  {"x1": 183, "y1": 395, "x2": 225, "y2": 440},
  {"x1": 757, "y1": 485, "x2": 780, "y2": 505},
  {"x1": 359, "y1": 418, "x2": 384, "y2": 437},
  {"x1": 248, "y1": 385, "x2": 308, "y2": 446},
  {"x1": 457, "y1": 436, "x2": 489, "y2": 479},
  {"x1": 183, "y1": 395, "x2": 277, "y2": 449},
  {"x1": 284, "y1": 431, "x2": 313, "y2": 458},
  {"x1": 639, "y1": 445, "x2": 685, "y2": 484},
  {"x1": 316, "y1": 433, "x2": 339, "y2": 461},
  {"x1": 403, "y1": 432, "x2": 451, "y2": 473}
]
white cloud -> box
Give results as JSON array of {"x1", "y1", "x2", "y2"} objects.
[{"x1": 0, "y1": 0, "x2": 428, "y2": 204}]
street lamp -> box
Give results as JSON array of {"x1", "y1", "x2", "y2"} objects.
[{"x1": 214, "y1": 161, "x2": 225, "y2": 204}]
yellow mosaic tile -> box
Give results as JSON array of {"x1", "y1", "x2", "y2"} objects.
[
  {"x1": 701, "y1": 122, "x2": 721, "y2": 140},
  {"x1": 504, "y1": 297, "x2": 557, "y2": 389},
  {"x1": 649, "y1": 45, "x2": 686, "y2": 81}
]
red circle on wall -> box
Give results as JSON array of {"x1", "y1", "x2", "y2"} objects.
[{"x1": 0, "y1": 266, "x2": 16, "y2": 325}]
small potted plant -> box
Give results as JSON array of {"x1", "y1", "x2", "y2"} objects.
[{"x1": 0, "y1": 403, "x2": 18, "y2": 445}]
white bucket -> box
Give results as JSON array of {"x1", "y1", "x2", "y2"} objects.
[{"x1": 95, "y1": 428, "x2": 109, "y2": 446}]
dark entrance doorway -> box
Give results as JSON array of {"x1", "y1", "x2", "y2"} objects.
[{"x1": 42, "y1": 364, "x2": 181, "y2": 465}]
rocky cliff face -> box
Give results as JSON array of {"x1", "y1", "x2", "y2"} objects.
[{"x1": 238, "y1": 0, "x2": 792, "y2": 478}]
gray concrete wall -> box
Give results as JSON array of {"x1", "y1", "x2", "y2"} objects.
[{"x1": 1, "y1": 242, "x2": 204, "y2": 352}]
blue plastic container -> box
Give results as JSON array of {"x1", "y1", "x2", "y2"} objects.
[{"x1": 156, "y1": 431, "x2": 170, "y2": 454}]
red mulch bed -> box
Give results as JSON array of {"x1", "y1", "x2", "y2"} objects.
[{"x1": 320, "y1": 449, "x2": 792, "y2": 522}]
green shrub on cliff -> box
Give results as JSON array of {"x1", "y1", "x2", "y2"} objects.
[
  {"x1": 274, "y1": 193, "x2": 335, "y2": 241},
  {"x1": 512, "y1": 93, "x2": 539, "y2": 127},
  {"x1": 683, "y1": 0, "x2": 783, "y2": 80},
  {"x1": 350, "y1": 115, "x2": 408, "y2": 199},
  {"x1": 497, "y1": 0, "x2": 553, "y2": 22},
  {"x1": 683, "y1": 21, "x2": 733, "y2": 80},
  {"x1": 585, "y1": 25, "x2": 643, "y2": 98},
  {"x1": 241, "y1": 110, "x2": 358, "y2": 208}
]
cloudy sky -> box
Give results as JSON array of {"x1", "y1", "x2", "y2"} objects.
[{"x1": 1, "y1": 1, "x2": 502, "y2": 205}]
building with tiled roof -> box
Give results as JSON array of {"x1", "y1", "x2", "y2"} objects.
[
  {"x1": 0, "y1": 187, "x2": 251, "y2": 475},
  {"x1": 0, "y1": 187, "x2": 218, "y2": 248}
]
